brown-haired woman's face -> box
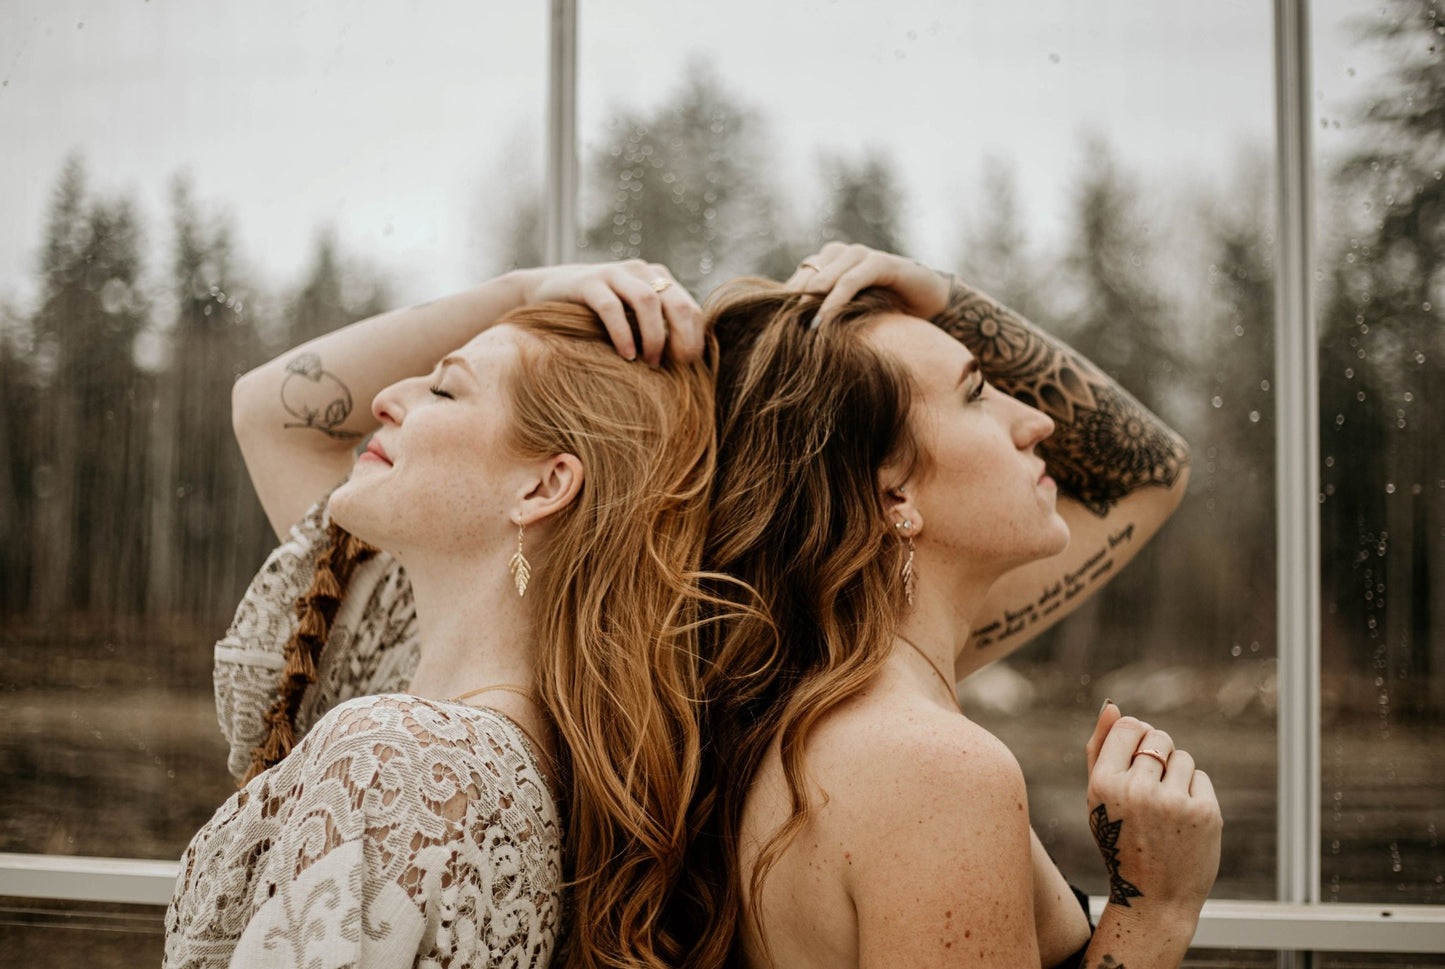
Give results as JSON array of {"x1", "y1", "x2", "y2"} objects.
[
  {"x1": 329, "y1": 325, "x2": 530, "y2": 557},
  {"x1": 865, "y1": 313, "x2": 1071, "y2": 571}
]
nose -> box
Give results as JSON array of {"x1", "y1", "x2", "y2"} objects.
[
  {"x1": 1010, "y1": 394, "x2": 1055, "y2": 450},
  {"x1": 371, "y1": 378, "x2": 410, "y2": 426}
]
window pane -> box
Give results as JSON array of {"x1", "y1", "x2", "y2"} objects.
[
  {"x1": 1313, "y1": 0, "x2": 1445, "y2": 905},
  {"x1": 0, "y1": 898, "x2": 164, "y2": 969},
  {"x1": 0, "y1": 0, "x2": 546, "y2": 860},
  {"x1": 576, "y1": 0, "x2": 1278, "y2": 900}
]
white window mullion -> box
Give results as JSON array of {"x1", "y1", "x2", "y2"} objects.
[
  {"x1": 1271, "y1": 0, "x2": 1322, "y2": 958},
  {"x1": 545, "y1": 0, "x2": 578, "y2": 266}
]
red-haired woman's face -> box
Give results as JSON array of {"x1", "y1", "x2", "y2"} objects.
[
  {"x1": 329, "y1": 325, "x2": 529, "y2": 559},
  {"x1": 866, "y1": 313, "x2": 1070, "y2": 576}
]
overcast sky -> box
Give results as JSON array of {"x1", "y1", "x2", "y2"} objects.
[{"x1": 0, "y1": 0, "x2": 1386, "y2": 310}]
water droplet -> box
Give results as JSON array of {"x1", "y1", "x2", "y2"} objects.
[
  {"x1": 1260, "y1": 379, "x2": 1270, "y2": 392},
  {"x1": 1416, "y1": 352, "x2": 1427, "y2": 364},
  {"x1": 1211, "y1": 396, "x2": 1223, "y2": 408},
  {"x1": 1386, "y1": 482, "x2": 1396, "y2": 494},
  {"x1": 1249, "y1": 410, "x2": 1260, "y2": 423},
  {"x1": 1231, "y1": 644, "x2": 1242, "y2": 657},
  {"x1": 1357, "y1": 390, "x2": 1367, "y2": 401},
  {"x1": 1345, "y1": 367, "x2": 1354, "y2": 379},
  {"x1": 1325, "y1": 455, "x2": 1335, "y2": 467}
]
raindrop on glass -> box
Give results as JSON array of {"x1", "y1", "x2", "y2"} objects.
[{"x1": 1211, "y1": 395, "x2": 1223, "y2": 408}]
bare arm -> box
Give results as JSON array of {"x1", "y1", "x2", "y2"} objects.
[
  {"x1": 233, "y1": 261, "x2": 702, "y2": 539},
  {"x1": 928, "y1": 278, "x2": 1190, "y2": 678}
]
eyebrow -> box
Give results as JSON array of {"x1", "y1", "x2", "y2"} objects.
[
  {"x1": 437, "y1": 355, "x2": 478, "y2": 381},
  {"x1": 955, "y1": 358, "x2": 981, "y2": 389}
]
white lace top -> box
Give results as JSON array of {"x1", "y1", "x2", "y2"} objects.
[{"x1": 164, "y1": 496, "x2": 563, "y2": 969}]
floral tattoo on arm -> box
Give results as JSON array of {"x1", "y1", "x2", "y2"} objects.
[
  {"x1": 279, "y1": 352, "x2": 363, "y2": 440},
  {"x1": 931, "y1": 278, "x2": 1188, "y2": 517}
]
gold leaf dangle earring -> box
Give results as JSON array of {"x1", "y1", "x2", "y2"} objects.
[
  {"x1": 895, "y1": 519, "x2": 916, "y2": 607},
  {"x1": 508, "y1": 520, "x2": 532, "y2": 597}
]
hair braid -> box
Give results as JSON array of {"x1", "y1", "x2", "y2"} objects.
[{"x1": 241, "y1": 518, "x2": 377, "y2": 786}]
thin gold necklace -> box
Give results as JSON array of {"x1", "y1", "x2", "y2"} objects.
[
  {"x1": 895, "y1": 633, "x2": 961, "y2": 712},
  {"x1": 445, "y1": 682, "x2": 558, "y2": 785},
  {"x1": 448, "y1": 682, "x2": 538, "y2": 706}
]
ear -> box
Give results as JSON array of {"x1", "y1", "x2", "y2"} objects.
[
  {"x1": 880, "y1": 479, "x2": 924, "y2": 538},
  {"x1": 516, "y1": 453, "x2": 585, "y2": 526}
]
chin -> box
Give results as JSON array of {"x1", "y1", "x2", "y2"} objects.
[{"x1": 326, "y1": 480, "x2": 382, "y2": 545}]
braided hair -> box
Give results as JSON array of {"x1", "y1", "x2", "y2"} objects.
[{"x1": 241, "y1": 519, "x2": 377, "y2": 785}]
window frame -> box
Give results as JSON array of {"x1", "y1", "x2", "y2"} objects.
[{"x1": 3, "y1": 0, "x2": 1444, "y2": 959}]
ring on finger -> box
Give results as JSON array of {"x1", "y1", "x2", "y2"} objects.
[
  {"x1": 1132, "y1": 747, "x2": 1170, "y2": 770},
  {"x1": 650, "y1": 277, "x2": 673, "y2": 294}
]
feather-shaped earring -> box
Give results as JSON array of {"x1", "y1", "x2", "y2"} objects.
[
  {"x1": 508, "y1": 521, "x2": 531, "y2": 597},
  {"x1": 895, "y1": 519, "x2": 916, "y2": 607}
]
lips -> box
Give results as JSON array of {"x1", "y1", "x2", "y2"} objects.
[{"x1": 362, "y1": 437, "x2": 393, "y2": 466}]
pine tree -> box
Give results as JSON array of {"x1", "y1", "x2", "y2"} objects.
[
  {"x1": 815, "y1": 148, "x2": 907, "y2": 255},
  {"x1": 1320, "y1": 0, "x2": 1445, "y2": 718},
  {"x1": 579, "y1": 60, "x2": 794, "y2": 294}
]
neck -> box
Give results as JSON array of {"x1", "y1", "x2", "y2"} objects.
[
  {"x1": 395, "y1": 545, "x2": 539, "y2": 701},
  {"x1": 893, "y1": 552, "x2": 999, "y2": 697}
]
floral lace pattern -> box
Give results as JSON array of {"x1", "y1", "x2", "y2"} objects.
[
  {"x1": 165, "y1": 695, "x2": 562, "y2": 968},
  {"x1": 212, "y1": 493, "x2": 420, "y2": 781}
]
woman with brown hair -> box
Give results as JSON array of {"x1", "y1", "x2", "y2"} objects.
[
  {"x1": 683, "y1": 243, "x2": 1222, "y2": 969},
  {"x1": 164, "y1": 260, "x2": 715, "y2": 968}
]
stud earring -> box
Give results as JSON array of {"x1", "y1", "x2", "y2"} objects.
[{"x1": 508, "y1": 521, "x2": 532, "y2": 597}]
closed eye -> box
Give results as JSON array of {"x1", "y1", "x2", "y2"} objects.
[
  {"x1": 429, "y1": 384, "x2": 455, "y2": 400},
  {"x1": 967, "y1": 377, "x2": 987, "y2": 403}
]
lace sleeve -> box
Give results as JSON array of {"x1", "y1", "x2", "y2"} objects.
[
  {"x1": 213, "y1": 492, "x2": 419, "y2": 781},
  {"x1": 166, "y1": 695, "x2": 563, "y2": 969}
]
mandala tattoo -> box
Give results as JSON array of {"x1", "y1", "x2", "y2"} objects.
[
  {"x1": 931, "y1": 278, "x2": 1188, "y2": 517},
  {"x1": 279, "y1": 352, "x2": 362, "y2": 440},
  {"x1": 1090, "y1": 803, "x2": 1143, "y2": 907}
]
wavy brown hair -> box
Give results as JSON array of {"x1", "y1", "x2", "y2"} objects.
[
  {"x1": 246, "y1": 300, "x2": 721, "y2": 969},
  {"x1": 674, "y1": 278, "x2": 918, "y2": 968}
]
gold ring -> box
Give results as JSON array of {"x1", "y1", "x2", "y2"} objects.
[
  {"x1": 1133, "y1": 747, "x2": 1170, "y2": 770},
  {"x1": 799, "y1": 261, "x2": 822, "y2": 272},
  {"x1": 651, "y1": 277, "x2": 673, "y2": 294}
]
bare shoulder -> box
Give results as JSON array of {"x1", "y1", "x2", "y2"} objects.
[{"x1": 805, "y1": 687, "x2": 1029, "y2": 834}]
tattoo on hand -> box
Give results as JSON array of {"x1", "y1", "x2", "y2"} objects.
[
  {"x1": 932, "y1": 280, "x2": 1188, "y2": 517},
  {"x1": 970, "y1": 524, "x2": 1135, "y2": 649},
  {"x1": 280, "y1": 352, "x2": 362, "y2": 440},
  {"x1": 1090, "y1": 804, "x2": 1144, "y2": 907}
]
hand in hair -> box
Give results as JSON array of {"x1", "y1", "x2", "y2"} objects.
[
  {"x1": 515, "y1": 260, "x2": 705, "y2": 366},
  {"x1": 785, "y1": 242, "x2": 951, "y2": 327}
]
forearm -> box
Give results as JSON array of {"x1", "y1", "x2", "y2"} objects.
[
  {"x1": 930, "y1": 277, "x2": 1188, "y2": 517},
  {"x1": 232, "y1": 271, "x2": 530, "y2": 447},
  {"x1": 1078, "y1": 904, "x2": 1197, "y2": 969}
]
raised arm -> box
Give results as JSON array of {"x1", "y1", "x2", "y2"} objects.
[
  {"x1": 787, "y1": 243, "x2": 1190, "y2": 680},
  {"x1": 929, "y1": 276, "x2": 1189, "y2": 677},
  {"x1": 233, "y1": 261, "x2": 702, "y2": 538}
]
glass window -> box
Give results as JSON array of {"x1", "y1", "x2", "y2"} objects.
[
  {"x1": 575, "y1": 0, "x2": 1279, "y2": 900},
  {"x1": 1313, "y1": 0, "x2": 1445, "y2": 906},
  {"x1": 0, "y1": 0, "x2": 547, "y2": 861}
]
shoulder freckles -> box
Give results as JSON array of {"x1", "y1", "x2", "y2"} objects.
[{"x1": 812, "y1": 707, "x2": 1027, "y2": 817}]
